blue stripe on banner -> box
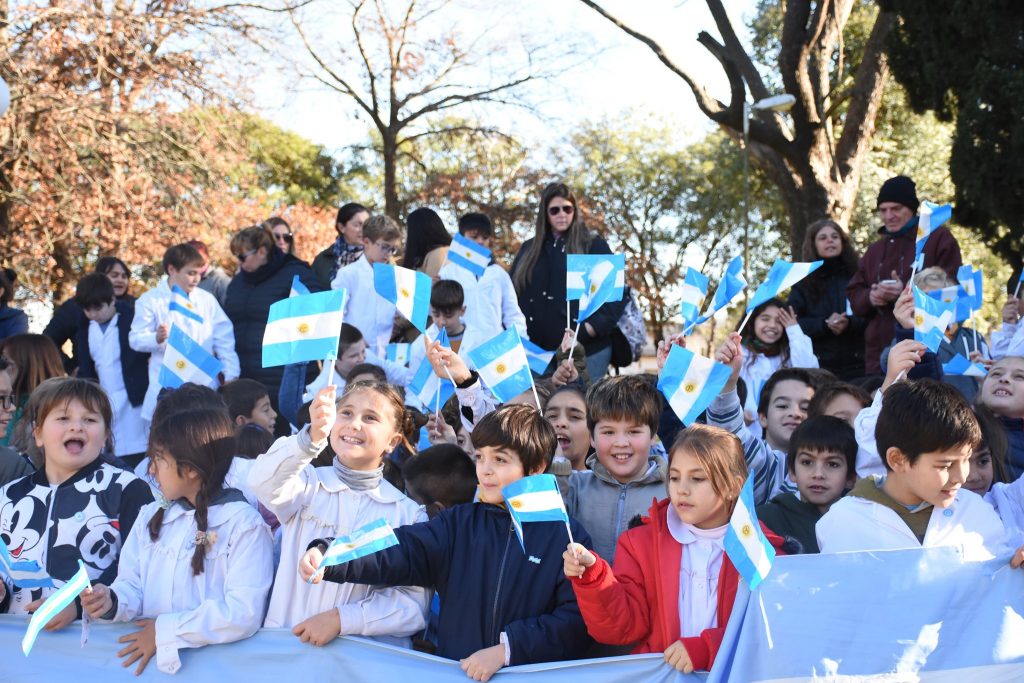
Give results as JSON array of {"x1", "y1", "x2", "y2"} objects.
[
  {"x1": 168, "y1": 327, "x2": 224, "y2": 380},
  {"x1": 22, "y1": 560, "x2": 90, "y2": 655},
  {"x1": 169, "y1": 301, "x2": 204, "y2": 323},
  {"x1": 490, "y1": 366, "x2": 534, "y2": 403},
  {"x1": 262, "y1": 337, "x2": 340, "y2": 368},
  {"x1": 408, "y1": 286, "x2": 431, "y2": 334},
  {"x1": 267, "y1": 289, "x2": 345, "y2": 322},
  {"x1": 373, "y1": 263, "x2": 398, "y2": 302},
  {"x1": 502, "y1": 473, "x2": 561, "y2": 497}
]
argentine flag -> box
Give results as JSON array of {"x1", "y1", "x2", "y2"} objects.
[
  {"x1": 22, "y1": 560, "x2": 90, "y2": 655},
  {"x1": 566, "y1": 254, "x2": 625, "y2": 302},
  {"x1": 957, "y1": 265, "x2": 983, "y2": 310},
  {"x1": 657, "y1": 345, "x2": 732, "y2": 426},
  {"x1": 446, "y1": 233, "x2": 491, "y2": 278},
  {"x1": 577, "y1": 254, "x2": 626, "y2": 322},
  {"x1": 697, "y1": 255, "x2": 747, "y2": 324},
  {"x1": 319, "y1": 519, "x2": 399, "y2": 569},
  {"x1": 385, "y1": 343, "x2": 411, "y2": 366},
  {"x1": 679, "y1": 268, "x2": 709, "y2": 327},
  {"x1": 290, "y1": 274, "x2": 310, "y2": 298},
  {"x1": 0, "y1": 538, "x2": 53, "y2": 589},
  {"x1": 927, "y1": 284, "x2": 971, "y2": 323},
  {"x1": 467, "y1": 327, "x2": 534, "y2": 403},
  {"x1": 408, "y1": 328, "x2": 454, "y2": 410},
  {"x1": 523, "y1": 337, "x2": 555, "y2": 375},
  {"x1": 724, "y1": 475, "x2": 776, "y2": 590},
  {"x1": 159, "y1": 325, "x2": 224, "y2": 389},
  {"x1": 169, "y1": 284, "x2": 203, "y2": 324},
  {"x1": 502, "y1": 474, "x2": 570, "y2": 551},
  {"x1": 748, "y1": 259, "x2": 823, "y2": 311},
  {"x1": 913, "y1": 285, "x2": 956, "y2": 353},
  {"x1": 943, "y1": 353, "x2": 987, "y2": 377},
  {"x1": 373, "y1": 263, "x2": 431, "y2": 333},
  {"x1": 915, "y1": 201, "x2": 952, "y2": 260},
  {"x1": 262, "y1": 289, "x2": 346, "y2": 368}
]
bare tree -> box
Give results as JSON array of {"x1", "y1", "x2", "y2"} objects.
[{"x1": 578, "y1": 0, "x2": 896, "y2": 254}]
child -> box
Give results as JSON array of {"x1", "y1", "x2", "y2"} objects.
[
  {"x1": 756, "y1": 415, "x2": 856, "y2": 553},
  {"x1": 73, "y1": 273, "x2": 149, "y2": 466},
  {"x1": 965, "y1": 406, "x2": 1010, "y2": 497},
  {"x1": 976, "y1": 356, "x2": 1024, "y2": 479},
  {"x1": 300, "y1": 404, "x2": 593, "y2": 678},
  {"x1": 806, "y1": 381, "x2": 871, "y2": 424},
  {"x1": 437, "y1": 212, "x2": 527, "y2": 338},
  {"x1": 563, "y1": 424, "x2": 785, "y2": 673},
  {"x1": 219, "y1": 378, "x2": 277, "y2": 432},
  {"x1": 817, "y1": 379, "x2": 1008, "y2": 558},
  {"x1": 236, "y1": 422, "x2": 276, "y2": 459},
  {"x1": 0, "y1": 378, "x2": 152, "y2": 620},
  {"x1": 81, "y1": 409, "x2": 273, "y2": 675},
  {"x1": 300, "y1": 323, "x2": 408, "y2": 402},
  {"x1": 347, "y1": 362, "x2": 387, "y2": 385},
  {"x1": 248, "y1": 381, "x2": 430, "y2": 648},
  {"x1": 402, "y1": 443, "x2": 478, "y2": 517},
  {"x1": 738, "y1": 298, "x2": 819, "y2": 437},
  {"x1": 565, "y1": 375, "x2": 666, "y2": 563},
  {"x1": 407, "y1": 280, "x2": 486, "y2": 378},
  {"x1": 129, "y1": 243, "x2": 239, "y2": 425},
  {"x1": 709, "y1": 332, "x2": 815, "y2": 505},
  {"x1": 544, "y1": 384, "x2": 590, "y2": 471},
  {"x1": 331, "y1": 215, "x2": 405, "y2": 356}
]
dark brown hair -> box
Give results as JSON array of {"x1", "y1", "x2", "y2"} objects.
[
  {"x1": 471, "y1": 403, "x2": 557, "y2": 475},
  {"x1": 512, "y1": 182, "x2": 592, "y2": 292},
  {"x1": 807, "y1": 381, "x2": 871, "y2": 419},
  {"x1": 0, "y1": 334, "x2": 66, "y2": 397},
  {"x1": 25, "y1": 377, "x2": 112, "y2": 465}
]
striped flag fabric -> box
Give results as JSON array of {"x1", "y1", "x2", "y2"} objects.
[
  {"x1": 22, "y1": 560, "x2": 90, "y2": 655},
  {"x1": 657, "y1": 345, "x2": 732, "y2": 426},
  {"x1": 697, "y1": 256, "x2": 747, "y2": 325},
  {"x1": 522, "y1": 337, "x2": 555, "y2": 375},
  {"x1": 0, "y1": 538, "x2": 53, "y2": 589},
  {"x1": 502, "y1": 474, "x2": 570, "y2": 551},
  {"x1": 159, "y1": 325, "x2": 224, "y2": 389},
  {"x1": 407, "y1": 330, "x2": 455, "y2": 411},
  {"x1": 169, "y1": 284, "x2": 203, "y2": 324},
  {"x1": 445, "y1": 233, "x2": 491, "y2": 278},
  {"x1": 913, "y1": 285, "x2": 956, "y2": 352},
  {"x1": 566, "y1": 254, "x2": 625, "y2": 302},
  {"x1": 943, "y1": 353, "x2": 987, "y2": 377},
  {"x1": 319, "y1": 519, "x2": 399, "y2": 569},
  {"x1": 290, "y1": 274, "x2": 311, "y2": 298},
  {"x1": 373, "y1": 263, "x2": 431, "y2": 333},
  {"x1": 845, "y1": 298, "x2": 854, "y2": 316},
  {"x1": 915, "y1": 201, "x2": 953, "y2": 260},
  {"x1": 956, "y1": 265, "x2": 983, "y2": 310},
  {"x1": 747, "y1": 259, "x2": 823, "y2": 311},
  {"x1": 723, "y1": 474, "x2": 776, "y2": 591},
  {"x1": 467, "y1": 327, "x2": 534, "y2": 403},
  {"x1": 679, "y1": 268, "x2": 710, "y2": 327},
  {"x1": 262, "y1": 289, "x2": 346, "y2": 368},
  {"x1": 385, "y1": 343, "x2": 411, "y2": 366},
  {"x1": 926, "y1": 284, "x2": 972, "y2": 323},
  {"x1": 576, "y1": 254, "x2": 626, "y2": 322}
]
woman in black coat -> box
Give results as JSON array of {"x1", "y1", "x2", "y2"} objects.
[{"x1": 787, "y1": 219, "x2": 866, "y2": 381}]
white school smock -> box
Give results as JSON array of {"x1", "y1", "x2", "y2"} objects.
[
  {"x1": 88, "y1": 314, "x2": 148, "y2": 456},
  {"x1": 330, "y1": 255, "x2": 396, "y2": 358},
  {"x1": 666, "y1": 505, "x2": 724, "y2": 638},
  {"x1": 739, "y1": 324, "x2": 819, "y2": 440},
  {"x1": 990, "y1": 320, "x2": 1024, "y2": 359},
  {"x1": 247, "y1": 428, "x2": 429, "y2": 644},
  {"x1": 437, "y1": 261, "x2": 527, "y2": 339},
  {"x1": 106, "y1": 497, "x2": 273, "y2": 675}
]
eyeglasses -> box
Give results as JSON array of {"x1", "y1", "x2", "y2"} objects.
[
  {"x1": 0, "y1": 395, "x2": 15, "y2": 410},
  {"x1": 236, "y1": 248, "x2": 257, "y2": 262},
  {"x1": 547, "y1": 205, "x2": 575, "y2": 216},
  {"x1": 373, "y1": 241, "x2": 399, "y2": 256},
  {"x1": 274, "y1": 232, "x2": 293, "y2": 243}
]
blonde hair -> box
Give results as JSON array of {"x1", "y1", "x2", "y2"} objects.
[
  {"x1": 913, "y1": 266, "x2": 952, "y2": 293},
  {"x1": 668, "y1": 424, "x2": 747, "y2": 503}
]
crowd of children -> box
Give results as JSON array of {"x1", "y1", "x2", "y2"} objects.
[{"x1": 2, "y1": 198, "x2": 1024, "y2": 679}]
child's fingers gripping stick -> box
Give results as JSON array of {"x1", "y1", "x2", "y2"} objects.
[
  {"x1": 299, "y1": 547, "x2": 324, "y2": 584},
  {"x1": 309, "y1": 386, "x2": 337, "y2": 444},
  {"x1": 562, "y1": 543, "x2": 595, "y2": 578},
  {"x1": 81, "y1": 583, "x2": 112, "y2": 618},
  {"x1": 1011, "y1": 544, "x2": 1024, "y2": 570}
]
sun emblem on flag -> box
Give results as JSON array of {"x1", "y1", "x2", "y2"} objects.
[
  {"x1": 914, "y1": 314, "x2": 923, "y2": 326},
  {"x1": 590, "y1": 283, "x2": 598, "y2": 294},
  {"x1": 185, "y1": 302, "x2": 193, "y2": 310},
  {"x1": 175, "y1": 360, "x2": 186, "y2": 371},
  {"x1": 510, "y1": 499, "x2": 522, "y2": 510},
  {"x1": 495, "y1": 363, "x2": 507, "y2": 375},
  {"x1": 741, "y1": 523, "x2": 753, "y2": 538},
  {"x1": 684, "y1": 382, "x2": 696, "y2": 394},
  {"x1": 464, "y1": 251, "x2": 472, "y2": 258},
  {"x1": 297, "y1": 323, "x2": 310, "y2": 335},
  {"x1": 400, "y1": 288, "x2": 410, "y2": 299}
]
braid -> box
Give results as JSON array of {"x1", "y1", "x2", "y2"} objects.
[
  {"x1": 148, "y1": 507, "x2": 166, "y2": 541},
  {"x1": 190, "y1": 486, "x2": 210, "y2": 576}
]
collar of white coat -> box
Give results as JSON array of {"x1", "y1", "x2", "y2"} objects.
[
  {"x1": 161, "y1": 492, "x2": 253, "y2": 526},
  {"x1": 666, "y1": 502, "x2": 728, "y2": 546}
]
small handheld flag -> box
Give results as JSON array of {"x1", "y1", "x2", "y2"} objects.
[
  {"x1": 262, "y1": 289, "x2": 346, "y2": 368},
  {"x1": 159, "y1": 325, "x2": 224, "y2": 389},
  {"x1": 22, "y1": 560, "x2": 90, "y2": 656},
  {"x1": 522, "y1": 337, "x2": 555, "y2": 375},
  {"x1": 747, "y1": 259, "x2": 823, "y2": 312},
  {"x1": 913, "y1": 286, "x2": 956, "y2": 353},
  {"x1": 679, "y1": 268, "x2": 710, "y2": 329},
  {"x1": 956, "y1": 265, "x2": 983, "y2": 310},
  {"x1": 446, "y1": 233, "x2": 491, "y2": 278},
  {"x1": 169, "y1": 284, "x2": 203, "y2": 324},
  {"x1": 290, "y1": 274, "x2": 311, "y2": 298},
  {"x1": 0, "y1": 538, "x2": 53, "y2": 589},
  {"x1": 319, "y1": 519, "x2": 399, "y2": 569},
  {"x1": 416, "y1": 425, "x2": 432, "y2": 451},
  {"x1": 657, "y1": 346, "x2": 733, "y2": 426},
  {"x1": 943, "y1": 353, "x2": 987, "y2": 378},
  {"x1": 696, "y1": 256, "x2": 746, "y2": 326},
  {"x1": 845, "y1": 298, "x2": 854, "y2": 316},
  {"x1": 467, "y1": 327, "x2": 535, "y2": 404},
  {"x1": 915, "y1": 201, "x2": 953, "y2": 260},
  {"x1": 724, "y1": 475, "x2": 776, "y2": 590},
  {"x1": 385, "y1": 343, "x2": 411, "y2": 366},
  {"x1": 926, "y1": 285, "x2": 971, "y2": 324},
  {"x1": 501, "y1": 474, "x2": 572, "y2": 552},
  {"x1": 566, "y1": 254, "x2": 625, "y2": 303},
  {"x1": 407, "y1": 355, "x2": 455, "y2": 412},
  {"x1": 373, "y1": 263, "x2": 431, "y2": 333},
  {"x1": 576, "y1": 254, "x2": 626, "y2": 322}
]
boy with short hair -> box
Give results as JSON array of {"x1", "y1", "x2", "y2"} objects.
[
  {"x1": 74, "y1": 273, "x2": 151, "y2": 466},
  {"x1": 437, "y1": 212, "x2": 527, "y2": 337},
  {"x1": 301, "y1": 404, "x2": 593, "y2": 680},
  {"x1": 564, "y1": 375, "x2": 666, "y2": 563},
  {"x1": 757, "y1": 415, "x2": 856, "y2": 553},
  {"x1": 219, "y1": 378, "x2": 277, "y2": 432},
  {"x1": 330, "y1": 215, "x2": 404, "y2": 356},
  {"x1": 407, "y1": 280, "x2": 486, "y2": 377},
  {"x1": 129, "y1": 243, "x2": 239, "y2": 425}
]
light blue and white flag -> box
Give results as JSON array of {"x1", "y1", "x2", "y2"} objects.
[
  {"x1": 159, "y1": 325, "x2": 224, "y2": 389},
  {"x1": 913, "y1": 285, "x2": 956, "y2": 352},
  {"x1": 566, "y1": 254, "x2": 625, "y2": 302},
  {"x1": 408, "y1": 328, "x2": 454, "y2": 410},
  {"x1": 522, "y1": 337, "x2": 555, "y2": 375},
  {"x1": 957, "y1": 265, "x2": 983, "y2": 310},
  {"x1": 0, "y1": 538, "x2": 53, "y2": 589},
  {"x1": 289, "y1": 274, "x2": 310, "y2": 298},
  {"x1": 747, "y1": 259, "x2": 823, "y2": 311},
  {"x1": 319, "y1": 519, "x2": 399, "y2": 569},
  {"x1": 926, "y1": 284, "x2": 972, "y2": 323},
  {"x1": 262, "y1": 289, "x2": 346, "y2": 368},
  {"x1": 576, "y1": 254, "x2": 626, "y2": 322},
  {"x1": 657, "y1": 345, "x2": 732, "y2": 426},
  {"x1": 943, "y1": 353, "x2": 987, "y2": 377},
  {"x1": 373, "y1": 263, "x2": 431, "y2": 333},
  {"x1": 169, "y1": 284, "x2": 203, "y2": 324},
  {"x1": 915, "y1": 201, "x2": 953, "y2": 260},
  {"x1": 445, "y1": 233, "x2": 491, "y2": 278},
  {"x1": 696, "y1": 256, "x2": 747, "y2": 325},
  {"x1": 416, "y1": 425, "x2": 432, "y2": 451},
  {"x1": 22, "y1": 560, "x2": 90, "y2": 656},
  {"x1": 467, "y1": 327, "x2": 534, "y2": 403},
  {"x1": 385, "y1": 343, "x2": 411, "y2": 366},
  {"x1": 723, "y1": 475, "x2": 775, "y2": 591},
  {"x1": 502, "y1": 474, "x2": 570, "y2": 551},
  {"x1": 679, "y1": 268, "x2": 710, "y2": 327}
]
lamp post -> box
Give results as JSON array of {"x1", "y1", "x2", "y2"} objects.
[{"x1": 742, "y1": 94, "x2": 796, "y2": 287}]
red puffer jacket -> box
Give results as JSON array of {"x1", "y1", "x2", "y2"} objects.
[{"x1": 569, "y1": 498, "x2": 785, "y2": 671}]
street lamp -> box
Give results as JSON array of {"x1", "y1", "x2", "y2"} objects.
[{"x1": 742, "y1": 93, "x2": 796, "y2": 288}]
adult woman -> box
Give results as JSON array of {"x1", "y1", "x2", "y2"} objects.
[
  {"x1": 0, "y1": 333, "x2": 65, "y2": 448},
  {"x1": 0, "y1": 270, "x2": 27, "y2": 343},
  {"x1": 264, "y1": 216, "x2": 294, "y2": 255},
  {"x1": 312, "y1": 203, "x2": 370, "y2": 289},
  {"x1": 511, "y1": 182, "x2": 626, "y2": 380},
  {"x1": 401, "y1": 207, "x2": 451, "y2": 280},
  {"x1": 787, "y1": 219, "x2": 866, "y2": 380},
  {"x1": 223, "y1": 225, "x2": 321, "y2": 435}
]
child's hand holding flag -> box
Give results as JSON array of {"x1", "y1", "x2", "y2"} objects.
[
  {"x1": 563, "y1": 542, "x2": 597, "y2": 579},
  {"x1": 308, "y1": 386, "x2": 337, "y2": 445}
]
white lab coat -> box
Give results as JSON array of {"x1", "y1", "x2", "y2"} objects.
[
  {"x1": 88, "y1": 314, "x2": 147, "y2": 456},
  {"x1": 991, "y1": 320, "x2": 1024, "y2": 359},
  {"x1": 330, "y1": 255, "x2": 396, "y2": 358},
  {"x1": 437, "y1": 261, "x2": 527, "y2": 338}
]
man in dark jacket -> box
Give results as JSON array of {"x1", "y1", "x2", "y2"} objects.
[{"x1": 846, "y1": 175, "x2": 962, "y2": 375}]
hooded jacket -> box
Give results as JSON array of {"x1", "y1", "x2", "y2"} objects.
[{"x1": 0, "y1": 304, "x2": 28, "y2": 343}]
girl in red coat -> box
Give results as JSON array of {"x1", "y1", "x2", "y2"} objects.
[{"x1": 563, "y1": 423, "x2": 785, "y2": 673}]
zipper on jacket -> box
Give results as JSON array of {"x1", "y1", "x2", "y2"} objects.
[
  {"x1": 490, "y1": 521, "x2": 514, "y2": 645},
  {"x1": 614, "y1": 486, "x2": 628, "y2": 538}
]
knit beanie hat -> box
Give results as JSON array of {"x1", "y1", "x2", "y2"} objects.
[{"x1": 876, "y1": 176, "x2": 919, "y2": 212}]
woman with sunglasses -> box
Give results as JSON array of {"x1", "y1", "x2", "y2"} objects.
[
  {"x1": 223, "y1": 225, "x2": 321, "y2": 436},
  {"x1": 511, "y1": 182, "x2": 626, "y2": 381},
  {"x1": 264, "y1": 216, "x2": 295, "y2": 256}
]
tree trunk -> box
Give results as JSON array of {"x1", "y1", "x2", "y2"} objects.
[{"x1": 382, "y1": 134, "x2": 398, "y2": 221}]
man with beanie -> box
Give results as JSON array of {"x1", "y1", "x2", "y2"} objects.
[{"x1": 846, "y1": 175, "x2": 962, "y2": 375}]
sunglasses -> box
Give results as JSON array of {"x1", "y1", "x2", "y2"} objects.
[
  {"x1": 274, "y1": 232, "x2": 293, "y2": 243},
  {"x1": 548, "y1": 205, "x2": 575, "y2": 216},
  {"x1": 236, "y1": 248, "x2": 257, "y2": 262}
]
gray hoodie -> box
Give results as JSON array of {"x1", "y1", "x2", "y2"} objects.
[{"x1": 565, "y1": 452, "x2": 667, "y2": 562}]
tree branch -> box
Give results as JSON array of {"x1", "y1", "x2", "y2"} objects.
[{"x1": 704, "y1": 0, "x2": 769, "y2": 102}]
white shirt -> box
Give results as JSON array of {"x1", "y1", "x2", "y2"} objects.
[
  {"x1": 739, "y1": 324, "x2": 819, "y2": 440},
  {"x1": 990, "y1": 320, "x2": 1024, "y2": 359},
  {"x1": 88, "y1": 314, "x2": 147, "y2": 455},
  {"x1": 437, "y1": 261, "x2": 527, "y2": 338},
  {"x1": 106, "y1": 498, "x2": 273, "y2": 675},
  {"x1": 666, "y1": 505, "x2": 725, "y2": 638},
  {"x1": 406, "y1": 321, "x2": 488, "y2": 376},
  {"x1": 330, "y1": 255, "x2": 396, "y2": 357}
]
